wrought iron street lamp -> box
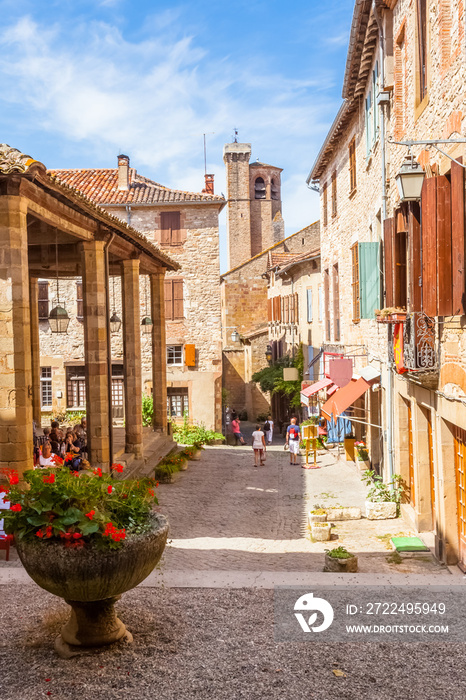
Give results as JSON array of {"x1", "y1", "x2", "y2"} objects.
[
  {"x1": 48, "y1": 233, "x2": 70, "y2": 334},
  {"x1": 395, "y1": 156, "x2": 425, "y2": 202},
  {"x1": 109, "y1": 276, "x2": 121, "y2": 333},
  {"x1": 231, "y1": 330, "x2": 240, "y2": 342},
  {"x1": 265, "y1": 344, "x2": 273, "y2": 363},
  {"x1": 141, "y1": 275, "x2": 152, "y2": 334}
]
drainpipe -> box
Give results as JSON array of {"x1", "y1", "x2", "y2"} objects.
[
  {"x1": 373, "y1": 0, "x2": 394, "y2": 481},
  {"x1": 125, "y1": 205, "x2": 132, "y2": 227},
  {"x1": 104, "y1": 232, "x2": 115, "y2": 472}
]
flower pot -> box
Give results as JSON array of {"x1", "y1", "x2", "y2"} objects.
[
  {"x1": 179, "y1": 458, "x2": 188, "y2": 471},
  {"x1": 188, "y1": 450, "x2": 202, "y2": 461},
  {"x1": 324, "y1": 552, "x2": 358, "y2": 573},
  {"x1": 308, "y1": 511, "x2": 327, "y2": 525},
  {"x1": 365, "y1": 500, "x2": 397, "y2": 520},
  {"x1": 15, "y1": 512, "x2": 169, "y2": 655},
  {"x1": 311, "y1": 523, "x2": 332, "y2": 541},
  {"x1": 325, "y1": 507, "x2": 362, "y2": 521}
]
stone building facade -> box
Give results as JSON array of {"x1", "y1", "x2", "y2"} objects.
[
  {"x1": 307, "y1": 0, "x2": 466, "y2": 567},
  {"x1": 221, "y1": 223, "x2": 320, "y2": 420},
  {"x1": 38, "y1": 157, "x2": 225, "y2": 431}
]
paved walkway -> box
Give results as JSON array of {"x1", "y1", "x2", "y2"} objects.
[{"x1": 152, "y1": 428, "x2": 451, "y2": 578}]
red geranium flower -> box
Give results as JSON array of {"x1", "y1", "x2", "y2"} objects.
[
  {"x1": 10, "y1": 504, "x2": 21, "y2": 512},
  {"x1": 0, "y1": 485, "x2": 9, "y2": 494},
  {"x1": 36, "y1": 529, "x2": 44, "y2": 538},
  {"x1": 107, "y1": 485, "x2": 112, "y2": 494},
  {"x1": 93, "y1": 468, "x2": 103, "y2": 478},
  {"x1": 85, "y1": 510, "x2": 95, "y2": 520},
  {"x1": 51, "y1": 455, "x2": 64, "y2": 466},
  {"x1": 45, "y1": 526, "x2": 53, "y2": 538},
  {"x1": 156, "y1": 482, "x2": 159, "y2": 488},
  {"x1": 8, "y1": 472, "x2": 19, "y2": 485},
  {"x1": 73, "y1": 533, "x2": 82, "y2": 540},
  {"x1": 111, "y1": 463, "x2": 124, "y2": 473},
  {"x1": 148, "y1": 488, "x2": 155, "y2": 497},
  {"x1": 43, "y1": 474, "x2": 55, "y2": 485}
]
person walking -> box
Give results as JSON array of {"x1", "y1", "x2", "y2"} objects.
[
  {"x1": 263, "y1": 415, "x2": 274, "y2": 445},
  {"x1": 231, "y1": 416, "x2": 246, "y2": 445},
  {"x1": 251, "y1": 424, "x2": 266, "y2": 467},
  {"x1": 285, "y1": 418, "x2": 301, "y2": 465}
]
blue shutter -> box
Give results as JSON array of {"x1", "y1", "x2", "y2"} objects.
[
  {"x1": 307, "y1": 288, "x2": 313, "y2": 323},
  {"x1": 359, "y1": 242, "x2": 381, "y2": 318}
]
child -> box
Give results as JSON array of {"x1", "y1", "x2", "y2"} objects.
[{"x1": 251, "y1": 424, "x2": 266, "y2": 467}]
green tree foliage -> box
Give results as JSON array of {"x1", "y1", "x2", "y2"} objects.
[{"x1": 251, "y1": 345, "x2": 304, "y2": 407}]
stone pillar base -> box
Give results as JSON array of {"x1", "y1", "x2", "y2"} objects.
[{"x1": 60, "y1": 596, "x2": 129, "y2": 649}]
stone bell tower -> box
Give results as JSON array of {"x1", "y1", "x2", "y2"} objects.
[{"x1": 223, "y1": 142, "x2": 283, "y2": 269}]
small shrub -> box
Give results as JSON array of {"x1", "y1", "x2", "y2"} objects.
[
  {"x1": 325, "y1": 546, "x2": 353, "y2": 559},
  {"x1": 310, "y1": 509, "x2": 327, "y2": 515},
  {"x1": 142, "y1": 394, "x2": 154, "y2": 427},
  {"x1": 172, "y1": 415, "x2": 224, "y2": 446}
]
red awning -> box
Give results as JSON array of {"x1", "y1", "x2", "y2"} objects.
[
  {"x1": 321, "y1": 377, "x2": 371, "y2": 419},
  {"x1": 301, "y1": 377, "x2": 333, "y2": 398}
]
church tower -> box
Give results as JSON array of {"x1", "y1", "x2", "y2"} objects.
[{"x1": 223, "y1": 142, "x2": 283, "y2": 269}]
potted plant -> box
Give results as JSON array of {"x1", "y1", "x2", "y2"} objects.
[
  {"x1": 324, "y1": 546, "x2": 358, "y2": 572},
  {"x1": 354, "y1": 441, "x2": 371, "y2": 470},
  {"x1": 311, "y1": 522, "x2": 332, "y2": 542},
  {"x1": 0, "y1": 464, "x2": 168, "y2": 657},
  {"x1": 361, "y1": 469, "x2": 403, "y2": 519},
  {"x1": 374, "y1": 307, "x2": 407, "y2": 324},
  {"x1": 308, "y1": 508, "x2": 327, "y2": 524},
  {"x1": 182, "y1": 444, "x2": 203, "y2": 461}
]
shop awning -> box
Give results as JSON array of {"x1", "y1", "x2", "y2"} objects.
[
  {"x1": 301, "y1": 377, "x2": 333, "y2": 397},
  {"x1": 321, "y1": 377, "x2": 371, "y2": 420}
]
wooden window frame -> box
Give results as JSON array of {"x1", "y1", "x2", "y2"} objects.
[
  {"x1": 351, "y1": 243, "x2": 360, "y2": 322},
  {"x1": 349, "y1": 138, "x2": 357, "y2": 194},
  {"x1": 164, "y1": 278, "x2": 184, "y2": 321},
  {"x1": 38, "y1": 281, "x2": 49, "y2": 320},
  {"x1": 323, "y1": 184, "x2": 328, "y2": 227},
  {"x1": 331, "y1": 172, "x2": 337, "y2": 218},
  {"x1": 167, "y1": 387, "x2": 189, "y2": 419},
  {"x1": 40, "y1": 366, "x2": 52, "y2": 407},
  {"x1": 160, "y1": 211, "x2": 182, "y2": 247},
  {"x1": 167, "y1": 345, "x2": 183, "y2": 365}
]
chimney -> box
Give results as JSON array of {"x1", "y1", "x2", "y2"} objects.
[
  {"x1": 117, "y1": 154, "x2": 130, "y2": 191},
  {"x1": 203, "y1": 173, "x2": 214, "y2": 195}
]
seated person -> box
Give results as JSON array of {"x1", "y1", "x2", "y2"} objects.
[{"x1": 38, "y1": 441, "x2": 56, "y2": 468}]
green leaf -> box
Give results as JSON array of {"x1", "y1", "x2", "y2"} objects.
[
  {"x1": 26, "y1": 515, "x2": 48, "y2": 527},
  {"x1": 78, "y1": 521, "x2": 100, "y2": 536},
  {"x1": 60, "y1": 508, "x2": 84, "y2": 525}
]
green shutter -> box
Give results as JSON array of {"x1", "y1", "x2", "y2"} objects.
[
  {"x1": 307, "y1": 288, "x2": 313, "y2": 323},
  {"x1": 359, "y1": 242, "x2": 381, "y2": 318}
]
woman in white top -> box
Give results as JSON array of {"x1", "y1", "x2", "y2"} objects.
[
  {"x1": 251, "y1": 424, "x2": 266, "y2": 467},
  {"x1": 38, "y1": 441, "x2": 55, "y2": 468}
]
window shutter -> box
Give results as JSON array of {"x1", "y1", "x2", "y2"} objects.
[
  {"x1": 318, "y1": 285, "x2": 323, "y2": 322},
  {"x1": 394, "y1": 213, "x2": 407, "y2": 309},
  {"x1": 185, "y1": 344, "x2": 196, "y2": 367},
  {"x1": 383, "y1": 218, "x2": 395, "y2": 307},
  {"x1": 408, "y1": 203, "x2": 422, "y2": 312},
  {"x1": 307, "y1": 288, "x2": 313, "y2": 323},
  {"x1": 160, "y1": 213, "x2": 172, "y2": 245},
  {"x1": 170, "y1": 212, "x2": 182, "y2": 245},
  {"x1": 451, "y1": 158, "x2": 465, "y2": 315},
  {"x1": 38, "y1": 281, "x2": 49, "y2": 320},
  {"x1": 421, "y1": 177, "x2": 437, "y2": 317},
  {"x1": 267, "y1": 298, "x2": 272, "y2": 322},
  {"x1": 437, "y1": 174, "x2": 453, "y2": 316},
  {"x1": 295, "y1": 293, "x2": 299, "y2": 321},
  {"x1": 173, "y1": 279, "x2": 184, "y2": 319},
  {"x1": 359, "y1": 242, "x2": 381, "y2": 319},
  {"x1": 164, "y1": 279, "x2": 173, "y2": 320},
  {"x1": 76, "y1": 281, "x2": 83, "y2": 320}
]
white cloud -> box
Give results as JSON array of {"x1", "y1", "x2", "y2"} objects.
[{"x1": 0, "y1": 13, "x2": 334, "y2": 240}]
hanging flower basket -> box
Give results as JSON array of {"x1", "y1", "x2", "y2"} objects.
[{"x1": 375, "y1": 308, "x2": 407, "y2": 324}]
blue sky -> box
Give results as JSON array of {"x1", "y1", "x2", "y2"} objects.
[{"x1": 0, "y1": 0, "x2": 354, "y2": 270}]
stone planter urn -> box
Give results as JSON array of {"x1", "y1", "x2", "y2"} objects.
[
  {"x1": 311, "y1": 523, "x2": 332, "y2": 542},
  {"x1": 365, "y1": 500, "x2": 397, "y2": 520},
  {"x1": 308, "y1": 511, "x2": 327, "y2": 525},
  {"x1": 15, "y1": 512, "x2": 169, "y2": 657},
  {"x1": 324, "y1": 552, "x2": 358, "y2": 573},
  {"x1": 326, "y1": 507, "x2": 362, "y2": 521},
  {"x1": 189, "y1": 449, "x2": 203, "y2": 461},
  {"x1": 179, "y1": 458, "x2": 188, "y2": 471}
]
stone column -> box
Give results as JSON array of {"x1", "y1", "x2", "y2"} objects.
[
  {"x1": 0, "y1": 195, "x2": 34, "y2": 475},
  {"x1": 80, "y1": 240, "x2": 110, "y2": 469},
  {"x1": 150, "y1": 272, "x2": 167, "y2": 433},
  {"x1": 121, "y1": 260, "x2": 143, "y2": 456},
  {"x1": 29, "y1": 276, "x2": 41, "y2": 429}
]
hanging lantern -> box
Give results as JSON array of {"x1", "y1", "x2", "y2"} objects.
[
  {"x1": 110, "y1": 311, "x2": 122, "y2": 334},
  {"x1": 230, "y1": 329, "x2": 240, "y2": 343},
  {"x1": 395, "y1": 156, "x2": 425, "y2": 202},
  {"x1": 49, "y1": 304, "x2": 70, "y2": 333},
  {"x1": 109, "y1": 276, "x2": 121, "y2": 333},
  {"x1": 141, "y1": 315, "x2": 153, "y2": 334},
  {"x1": 265, "y1": 344, "x2": 273, "y2": 363},
  {"x1": 48, "y1": 232, "x2": 70, "y2": 333},
  {"x1": 141, "y1": 275, "x2": 152, "y2": 334}
]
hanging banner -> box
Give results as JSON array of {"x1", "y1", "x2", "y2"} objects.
[{"x1": 393, "y1": 323, "x2": 408, "y2": 374}]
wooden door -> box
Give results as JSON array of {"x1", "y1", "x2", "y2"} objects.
[
  {"x1": 427, "y1": 414, "x2": 436, "y2": 524},
  {"x1": 408, "y1": 403, "x2": 415, "y2": 506},
  {"x1": 455, "y1": 427, "x2": 466, "y2": 566}
]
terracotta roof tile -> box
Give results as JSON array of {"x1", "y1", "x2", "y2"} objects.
[
  {"x1": 268, "y1": 249, "x2": 319, "y2": 271},
  {"x1": 48, "y1": 167, "x2": 225, "y2": 205}
]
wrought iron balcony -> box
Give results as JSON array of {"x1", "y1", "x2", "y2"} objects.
[{"x1": 403, "y1": 312, "x2": 438, "y2": 372}]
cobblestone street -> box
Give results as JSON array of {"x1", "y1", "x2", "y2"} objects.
[{"x1": 155, "y1": 426, "x2": 450, "y2": 577}]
